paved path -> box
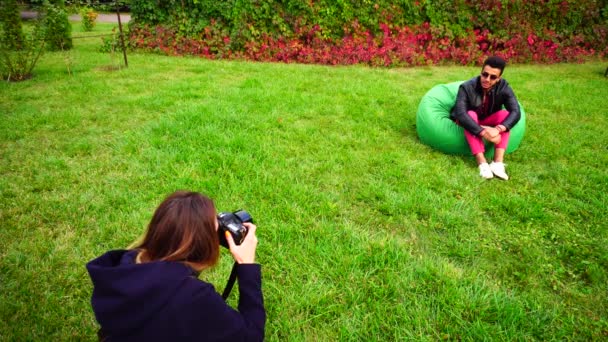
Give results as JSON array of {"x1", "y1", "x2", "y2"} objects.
[{"x1": 21, "y1": 11, "x2": 131, "y2": 23}]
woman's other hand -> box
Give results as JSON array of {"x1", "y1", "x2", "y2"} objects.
[{"x1": 225, "y1": 222, "x2": 258, "y2": 264}]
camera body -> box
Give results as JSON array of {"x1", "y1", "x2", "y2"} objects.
[{"x1": 217, "y1": 210, "x2": 253, "y2": 248}]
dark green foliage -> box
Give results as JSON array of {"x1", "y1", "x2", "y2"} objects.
[
  {"x1": 43, "y1": 0, "x2": 72, "y2": 51},
  {"x1": 0, "y1": 0, "x2": 25, "y2": 50},
  {"x1": 22, "y1": 0, "x2": 130, "y2": 11},
  {"x1": 89, "y1": 0, "x2": 130, "y2": 13},
  {"x1": 129, "y1": 0, "x2": 233, "y2": 34}
]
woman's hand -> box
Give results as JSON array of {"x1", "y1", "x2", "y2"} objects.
[{"x1": 225, "y1": 222, "x2": 258, "y2": 264}]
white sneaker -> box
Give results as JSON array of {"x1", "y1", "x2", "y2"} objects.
[
  {"x1": 479, "y1": 163, "x2": 493, "y2": 179},
  {"x1": 490, "y1": 162, "x2": 509, "y2": 180}
]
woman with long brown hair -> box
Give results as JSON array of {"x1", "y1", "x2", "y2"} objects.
[{"x1": 86, "y1": 191, "x2": 265, "y2": 341}]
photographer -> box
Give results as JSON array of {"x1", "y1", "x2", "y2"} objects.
[{"x1": 86, "y1": 191, "x2": 265, "y2": 341}]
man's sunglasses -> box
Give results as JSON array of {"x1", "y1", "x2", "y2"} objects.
[{"x1": 481, "y1": 72, "x2": 499, "y2": 81}]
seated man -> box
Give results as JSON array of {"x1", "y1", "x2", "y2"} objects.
[{"x1": 451, "y1": 56, "x2": 521, "y2": 180}]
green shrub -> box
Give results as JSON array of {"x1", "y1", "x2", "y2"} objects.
[
  {"x1": 44, "y1": 0, "x2": 72, "y2": 51},
  {"x1": 0, "y1": 18, "x2": 47, "y2": 81},
  {"x1": 0, "y1": 0, "x2": 25, "y2": 50}
]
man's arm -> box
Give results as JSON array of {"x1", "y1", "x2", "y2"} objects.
[
  {"x1": 452, "y1": 85, "x2": 484, "y2": 136},
  {"x1": 499, "y1": 84, "x2": 521, "y2": 130}
]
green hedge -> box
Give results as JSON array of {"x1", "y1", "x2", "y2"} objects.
[{"x1": 127, "y1": 0, "x2": 608, "y2": 61}]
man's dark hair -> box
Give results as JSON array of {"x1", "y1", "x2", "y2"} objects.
[{"x1": 483, "y1": 56, "x2": 507, "y2": 75}]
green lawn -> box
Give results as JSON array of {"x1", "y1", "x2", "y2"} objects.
[{"x1": 1, "y1": 23, "x2": 607, "y2": 341}]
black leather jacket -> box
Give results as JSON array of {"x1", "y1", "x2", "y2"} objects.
[{"x1": 450, "y1": 76, "x2": 521, "y2": 136}]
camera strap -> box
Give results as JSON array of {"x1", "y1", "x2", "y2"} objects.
[{"x1": 221, "y1": 262, "x2": 238, "y2": 300}]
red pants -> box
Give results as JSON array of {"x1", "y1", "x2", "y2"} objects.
[{"x1": 464, "y1": 109, "x2": 510, "y2": 155}]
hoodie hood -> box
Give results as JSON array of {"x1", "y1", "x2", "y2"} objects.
[{"x1": 86, "y1": 250, "x2": 195, "y2": 336}]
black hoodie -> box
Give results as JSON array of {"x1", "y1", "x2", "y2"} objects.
[{"x1": 86, "y1": 250, "x2": 265, "y2": 341}]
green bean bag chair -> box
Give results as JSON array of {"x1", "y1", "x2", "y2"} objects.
[{"x1": 416, "y1": 81, "x2": 526, "y2": 156}]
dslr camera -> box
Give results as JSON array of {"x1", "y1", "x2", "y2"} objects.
[{"x1": 217, "y1": 210, "x2": 253, "y2": 248}]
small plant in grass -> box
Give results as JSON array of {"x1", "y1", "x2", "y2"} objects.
[
  {"x1": 80, "y1": 7, "x2": 98, "y2": 32},
  {"x1": 98, "y1": 27, "x2": 125, "y2": 71},
  {"x1": 100, "y1": 27, "x2": 125, "y2": 53},
  {"x1": 60, "y1": 45, "x2": 74, "y2": 76}
]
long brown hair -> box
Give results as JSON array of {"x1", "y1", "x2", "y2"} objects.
[{"x1": 135, "y1": 191, "x2": 220, "y2": 271}]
